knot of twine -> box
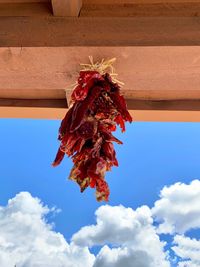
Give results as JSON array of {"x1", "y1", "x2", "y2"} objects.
[
  {"x1": 80, "y1": 56, "x2": 124, "y2": 86},
  {"x1": 65, "y1": 56, "x2": 124, "y2": 105}
]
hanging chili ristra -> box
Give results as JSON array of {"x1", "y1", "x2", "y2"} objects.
[{"x1": 52, "y1": 58, "x2": 132, "y2": 201}]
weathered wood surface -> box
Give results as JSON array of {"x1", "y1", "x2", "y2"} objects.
[
  {"x1": 2, "y1": 16, "x2": 200, "y2": 46},
  {"x1": 1, "y1": 46, "x2": 200, "y2": 100},
  {"x1": 1, "y1": 1, "x2": 200, "y2": 121},
  {"x1": 2, "y1": 106, "x2": 200, "y2": 122},
  {"x1": 51, "y1": 0, "x2": 82, "y2": 16},
  {"x1": 0, "y1": 2, "x2": 52, "y2": 16},
  {"x1": 0, "y1": 0, "x2": 49, "y2": 3},
  {"x1": 1, "y1": 0, "x2": 200, "y2": 3},
  {"x1": 2, "y1": 99, "x2": 200, "y2": 112},
  {"x1": 1, "y1": 46, "x2": 200, "y2": 121},
  {"x1": 1, "y1": 1, "x2": 200, "y2": 17},
  {"x1": 84, "y1": 0, "x2": 200, "y2": 3},
  {"x1": 81, "y1": 2, "x2": 200, "y2": 17}
]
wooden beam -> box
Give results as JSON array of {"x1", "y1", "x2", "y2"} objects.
[
  {"x1": 51, "y1": 0, "x2": 82, "y2": 16},
  {"x1": 127, "y1": 100, "x2": 200, "y2": 111},
  {"x1": 1, "y1": 3, "x2": 200, "y2": 121},
  {"x1": 0, "y1": 2, "x2": 53, "y2": 16},
  {"x1": 1, "y1": 46, "x2": 200, "y2": 101},
  {"x1": 1, "y1": 46, "x2": 200, "y2": 122},
  {"x1": 0, "y1": 106, "x2": 67, "y2": 119},
  {"x1": 0, "y1": 0, "x2": 49, "y2": 2},
  {"x1": 81, "y1": 2, "x2": 200, "y2": 17},
  {"x1": 84, "y1": 0, "x2": 200, "y2": 3},
  {"x1": 2, "y1": 98, "x2": 200, "y2": 112},
  {"x1": 2, "y1": 105, "x2": 200, "y2": 122},
  {"x1": 0, "y1": 98, "x2": 67, "y2": 108},
  {"x1": 1, "y1": 16, "x2": 200, "y2": 46},
  {"x1": 1, "y1": 1, "x2": 200, "y2": 17}
]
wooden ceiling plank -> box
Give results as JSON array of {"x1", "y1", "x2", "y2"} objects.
[
  {"x1": 0, "y1": 0, "x2": 49, "y2": 3},
  {"x1": 0, "y1": 3, "x2": 53, "y2": 16},
  {"x1": 1, "y1": 1, "x2": 200, "y2": 17},
  {"x1": 81, "y1": 2, "x2": 200, "y2": 17},
  {"x1": 83, "y1": 0, "x2": 200, "y2": 3},
  {"x1": 1, "y1": 46, "x2": 200, "y2": 100},
  {"x1": 1, "y1": 46, "x2": 200, "y2": 122},
  {"x1": 0, "y1": 98, "x2": 67, "y2": 108},
  {"x1": 2, "y1": 98, "x2": 200, "y2": 112},
  {"x1": 51, "y1": 0, "x2": 82, "y2": 16},
  {"x1": 2, "y1": 106, "x2": 200, "y2": 123},
  {"x1": 1, "y1": 1, "x2": 200, "y2": 121},
  {"x1": 1, "y1": 16, "x2": 200, "y2": 46}
]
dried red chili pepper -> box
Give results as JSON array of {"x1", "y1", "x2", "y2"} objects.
[{"x1": 53, "y1": 70, "x2": 132, "y2": 201}]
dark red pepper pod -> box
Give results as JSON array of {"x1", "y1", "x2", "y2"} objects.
[{"x1": 52, "y1": 69, "x2": 132, "y2": 202}]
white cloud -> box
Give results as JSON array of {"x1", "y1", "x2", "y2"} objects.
[
  {"x1": 72, "y1": 205, "x2": 170, "y2": 267},
  {"x1": 72, "y1": 205, "x2": 152, "y2": 246},
  {"x1": 93, "y1": 246, "x2": 154, "y2": 267},
  {"x1": 0, "y1": 192, "x2": 95, "y2": 267},
  {"x1": 1, "y1": 179, "x2": 200, "y2": 267},
  {"x1": 152, "y1": 180, "x2": 200, "y2": 234},
  {"x1": 172, "y1": 235, "x2": 200, "y2": 267}
]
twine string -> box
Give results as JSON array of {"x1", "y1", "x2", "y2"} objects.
[
  {"x1": 65, "y1": 56, "x2": 124, "y2": 105},
  {"x1": 80, "y1": 56, "x2": 124, "y2": 86}
]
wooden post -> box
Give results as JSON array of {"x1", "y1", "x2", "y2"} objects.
[{"x1": 51, "y1": 0, "x2": 82, "y2": 17}]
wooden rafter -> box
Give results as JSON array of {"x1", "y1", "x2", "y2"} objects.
[
  {"x1": 1, "y1": 1, "x2": 200, "y2": 17},
  {"x1": 81, "y1": 2, "x2": 200, "y2": 17},
  {"x1": 0, "y1": 0, "x2": 49, "y2": 3},
  {"x1": 1, "y1": 16, "x2": 200, "y2": 46},
  {"x1": 1, "y1": 1, "x2": 200, "y2": 121},
  {"x1": 1, "y1": 46, "x2": 200, "y2": 121}
]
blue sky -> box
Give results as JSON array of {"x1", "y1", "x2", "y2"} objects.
[{"x1": 0, "y1": 119, "x2": 200, "y2": 266}]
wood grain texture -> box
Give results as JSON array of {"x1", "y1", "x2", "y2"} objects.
[
  {"x1": 127, "y1": 99, "x2": 200, "y2": 111},
  {"x1": 0, "y1": 3, "x2": 53, "y2": 16},
  {"x1": 0, "y1": 0, "x2": 49, "y2": 2},
  {"x1": 2, "y1": 98, "x2": 200, "y2": 112},
  {"x1": 1, "y1": 46, "x2": 200, "y2": 101},
  {"x1": 0, "y1": 98, "x2": 68, "y2": 108},
  {"x1": 81, "y1": 2, "x2": 200, "y2": 17},
  {"x1": 1, "y1": 16, "x2": 200, "y2": 47},
  {"x1": 2, "y1": 106, "x2": 200, "y2": 122},
  {"x1": 1, "y1": 1, "x2": 200, "y2": 17},
  {"x1": 51, "y1": 0, "x2": 82, "y2": 16},
  {"x1": 1, "y1": 0, "x2": 200, "y2": 3},
  {"x1": 84, "y1": 0, "x2": 200, "y2": 3},
  {"x1": 0, "y1": 106, "x2": 67, "y2": 119}
]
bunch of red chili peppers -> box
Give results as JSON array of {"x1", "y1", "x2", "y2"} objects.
[{"x1": 53, "y1": 70, "x2": 132, "y2": 201}]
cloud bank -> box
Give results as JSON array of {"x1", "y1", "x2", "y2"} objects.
[
  {"x1": 172, "y1": 235, "x2": 200, "y2": 267},
  {"x1": 0, "y1": 192, "x2": 94, "y2": 267},
  {"x1": 72, "y1": 205, "x2": 169, "y2": 267},
  {"x1": 152, "y1": 179, "x2": 200, "y2": 235},
  {"x1": 1, "y1": 179, "x2": 200, "y2": 267}
]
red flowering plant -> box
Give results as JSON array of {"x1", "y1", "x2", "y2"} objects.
[{"x1": 52, "y1": 58, "x2": 132, "y2": 201}]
